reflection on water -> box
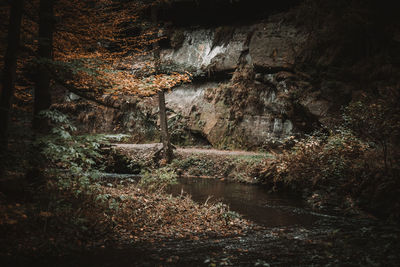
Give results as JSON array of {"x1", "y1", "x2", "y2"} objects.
[{"x1": 168, "y1": 178, "x2": 318, "y2": 227}]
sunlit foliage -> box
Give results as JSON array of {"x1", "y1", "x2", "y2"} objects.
[{"x1": 16, "y1": 0, "x2": 191, "y2": 103}]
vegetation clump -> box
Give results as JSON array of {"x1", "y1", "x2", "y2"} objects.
[
  {"x1": 261, "y1": 129, "x2": 400, "y2": 220},
  {"x1": 139, "y1": 167, "x2": 178, "y2": 192},
  {"x1": 171, "y1": 153, "x2": 269, "y2": 183}
]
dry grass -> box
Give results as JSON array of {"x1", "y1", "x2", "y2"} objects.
[
  {"x1": 104, "y1": 184, "x2": 252, "y2": 242},
  {"x1": 260, "y1": 132, "x2": 400, "y2": 220}
]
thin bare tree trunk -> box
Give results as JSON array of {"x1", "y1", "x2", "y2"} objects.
[
  {"x1": 0, "y1": 0, "x2": 24, "y2": 152},
  {"x1": 158, "y1": 90, "x2": 173, "y2": 163},
  {"x1": 152, "y1": 5, "x2": 172, "y2": 163},
  {"x1": 33, "y1": 0, "x2": 55, "y2": 131}
]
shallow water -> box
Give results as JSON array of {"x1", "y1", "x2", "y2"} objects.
[{"x1": 167, "y1": 177, "x2": 320, "y2": 227}]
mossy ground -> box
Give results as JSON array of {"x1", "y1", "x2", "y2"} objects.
[{"x1": 171, "y1": 152, "x2": 271, "y2": 183}]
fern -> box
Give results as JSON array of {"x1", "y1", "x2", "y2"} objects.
[{"x1": 36, "y1": 110, "x2": 126, "y2": 194}]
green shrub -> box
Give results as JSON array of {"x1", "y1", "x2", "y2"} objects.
[
  {"x1": 36, "y1": 110, "x2": 127, "y2": 195},
  {"x1": 139, "y1": 167, "x2": 177, "y2": 192}
]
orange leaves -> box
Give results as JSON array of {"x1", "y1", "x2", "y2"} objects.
[
  {"x1": 101, "y1": 184, "x2": 251, "y2": 243},
  {"x1": 9, "y1": 0, "x2": 183, "y2": 102},
  {"x1": 101, "y1": 70, "x2": 192, "y2": 97},
  {"x1": 136, "y1": 72, "x2": 192, "y2": 93},
  {"x1": 48, "y1": 0, "x2": 194, "y2": 100}
]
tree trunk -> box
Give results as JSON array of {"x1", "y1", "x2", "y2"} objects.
[
  {"x1": 33, "y1": 0, "x2": 55, "y2": 131},
  {"x1": 158, "y1": 89, "x2": 173, "y2": 163},
  {"x1": 152, "y1": 5, "x2": 172, "y2": 163},
  {"x1": 0, "y1": 0, "x2": 24, "y2": 152}
]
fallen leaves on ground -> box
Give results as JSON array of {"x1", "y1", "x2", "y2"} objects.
[
  {"x1": 0, "y1": 182, "x2": 253, "y2": 259},
  {"x1": 102, "y1": 185, "x2": 253, "y2": 243}
]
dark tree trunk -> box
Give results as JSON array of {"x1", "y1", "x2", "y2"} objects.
[
  {"x1": 0, "y1": 0, "x2": 24, "y2": 152},
  {"x1": 152, "y1": 6, "x2": 172, "y2": 163},
  {"x1": 33, "y1": 0, "x2": 55, "y2": 131},
  {"x1": 158, "y1": 90, "x2": 173, "y2": 163}
]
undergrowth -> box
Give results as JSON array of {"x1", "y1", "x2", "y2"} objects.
[
  {"x1": 35, "y1": 110, "x2": 127, "y2": 195},
  {"x1": 261, "y1": 129, "x2": 400, "y2": 220},
  {"x1": 139, "y1": 167, "x2": 178, "y2": 192},
  {"x1": 171, "y1": 153, "x2": 269, "y2": 183},
  {"x1": 1, "y1": 110, "x2": 252, "y2": 260}
]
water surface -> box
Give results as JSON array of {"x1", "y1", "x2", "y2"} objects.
[{"x1": 168, "y1": 177, "x2": 319, "y2": 227}]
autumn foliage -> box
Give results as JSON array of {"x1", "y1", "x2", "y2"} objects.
[
  {"x1": 261, "y1": 128, "x2": 400, "y2": 220},
  {"x1": 9, "y1": 0, "x2": 191, "y2": 103},
  {"x1": 51, "y1": 0, "x2": 191, "y2": 99}
]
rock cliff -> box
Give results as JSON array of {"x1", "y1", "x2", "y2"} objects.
[
  {"x1": 62, "y1": 0, "x2": 400, "y2": 150},
  {"x1": 156, "y1": 17, "x2": 321, "y2": 149}
]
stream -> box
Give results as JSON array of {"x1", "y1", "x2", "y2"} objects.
[
  {"x1": 168, "y1": 177, "x2": 322, "y2": 227},
  {"x1": 38, "y1": 177, "x2": 400, "y2": 266}
]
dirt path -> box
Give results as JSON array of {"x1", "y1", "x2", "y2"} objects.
[{"x1": 113, "y1": 143, "x2": 264, "y2": 157}]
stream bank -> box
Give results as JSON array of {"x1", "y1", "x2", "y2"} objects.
[
  {"x1": 49, "y1": 218, "x2": 400, "y2": 267},
  {"x1": 111, "y1": 143, "x2": 270, "y2": 183},
  {"x1": 9, "y1": 178, "x2": 400, "y2": 267},
  {"x1": 3, "y1": 173, "x2": 400, "y2": 267},
  {"x1": 2, "y1": 143, "x2": 400, "y2": 267},
  {"x1": 109, "y1": 143, "x2": 400, "y2": 221}
]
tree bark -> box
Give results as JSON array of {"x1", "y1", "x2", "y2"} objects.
[
  {"x1": 33, "y1": 0, "x2": 55, "y2": 131},
  {"x1": 0, "y1": 0, "x2": 24, "y2": 151},
  {"x1": 158, "y1": 89, "x2": 173, "y2": 163},
  {"x1": 152, "y1": 5, "x2": 172, "y2": 163}
]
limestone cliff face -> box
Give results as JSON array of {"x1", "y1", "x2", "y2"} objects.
[{"x1": 156, "y1": 18, "x2": 323, "y2": 149}]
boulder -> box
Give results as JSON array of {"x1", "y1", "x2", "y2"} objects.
[
  {"x1": 160, "y1": 28, "x2": 246, "y2": 76},
  {"x1": 249, "y1": 23, "x2": 305, "y2": 71}
]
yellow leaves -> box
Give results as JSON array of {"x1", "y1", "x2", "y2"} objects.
[{"x1": 53, "y1": 0, "x2": 146, "y2": 63}]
